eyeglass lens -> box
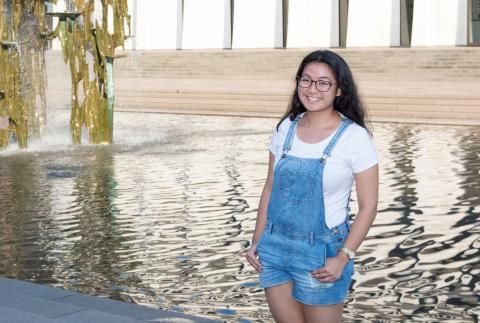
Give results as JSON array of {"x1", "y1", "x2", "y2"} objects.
[{"x1": 298, "y1": 77, "x2": 332, "y2": 92}]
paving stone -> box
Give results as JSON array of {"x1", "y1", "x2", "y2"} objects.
[
  {"x1": 0, "y1": 289, "x2": 82, "y2": 318},
  {"x1": 0, "y1": 278, "x2": 219, "y2": 322},
  {"x1": 56, "y1": 293, "x2": 208, "y2": 321},
  {"x1": 0, "y1": 305, "x2": 66, "y2": 322},
  {"x1": 59, "y1": 309, "x2": 144, "y2": 323},
  {"x1": 0, "y1": 277, "x2": 76, "y2": 301}
]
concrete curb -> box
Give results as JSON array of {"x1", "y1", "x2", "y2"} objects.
[{"x1": 0, "y1": 277, "x2": 219, "y2": 323}]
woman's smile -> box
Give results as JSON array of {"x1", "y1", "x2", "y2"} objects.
[{"x1": 305, "y1": 95, "x2": 322, "y2": 102}]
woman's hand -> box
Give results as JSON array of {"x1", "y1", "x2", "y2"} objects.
[
  {"x1": 311, "y1": 254, "x2": 349, "y2": 283},
  {"x1": 245, "y1": 242, "x2": 263, "y2": 272}
]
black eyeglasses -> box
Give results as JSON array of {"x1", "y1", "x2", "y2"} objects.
[{"x1": 297, "y1": 77, "x2": 336, "y2": 92}]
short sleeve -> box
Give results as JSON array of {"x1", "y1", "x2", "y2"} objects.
[
  {"x1": 268, "y1": 118, "x2": 290, "y2": 157},
  {"x1": 268, "y1": 127, "x2": 280, "y2": 156},
  {"x1": 347, "y1": 127, "x2": 378, "y2": 173}
]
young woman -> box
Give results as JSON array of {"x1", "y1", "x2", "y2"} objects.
[{"x1": 246, "y1": 50, "x2": 379, "y2": 323}]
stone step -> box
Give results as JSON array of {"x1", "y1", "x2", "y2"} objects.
[
  {"x1": 47, "y1": 89, "x2": 480, "y2": 110},
  {"x1": 46, "y1": 49, "x2": 480, "y2": 65},
  {"x1": 43, "y1": 48, "x2": 480, "y2": 125},
  {"x1": 47, "y1": 92, "x2": 480, "y2": 125},
  {"x1": 117, "y1": 97, "x2": 288, "y2": 109},
  {"x1": 115, "y1": 105, "x2": 280, "y2": 118},
  {"x1": 112, "y1": 103, "x2": 480, "y2": 124},
  {"x1": 365, "y1": 97, "x2": 480, "y2": 107},
  {"x1": 367, "y1": 103, "x2": 480, "y2": 115},
  {"x1": 48, "y1": 87, "x2": 480, "y2": 104},
  {"x1": 369, "y1": 108, "x2": 480, "y2": 120},
  {"x1": 118, "y1": 91, "x2": 291, "y2": 101}
]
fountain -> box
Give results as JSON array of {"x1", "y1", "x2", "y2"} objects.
[{"x1": 0, "y1": 0, "x2": 131, "y2": 149}]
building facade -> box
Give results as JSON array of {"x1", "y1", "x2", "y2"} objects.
[{"x1": 52, "y1": 0, "x2": 480, "y2": 49}]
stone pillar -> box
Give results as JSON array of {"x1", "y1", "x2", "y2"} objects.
[
  {"x1": 472, "y1": 0, "x2": 480, "y2": 44},
  {"x1": 134, "y1": 0, "x2": 182, "y2": 49},
  {"x1": 347, "y1": 0, "x2": 401, "y2": 47},
  {"x1": 232, "y1": 0, "x2": 283, "y2": 48},
  {"x1": 287, "y1": 0, "x2": 339, "y2": 48},
  {"x1": 411, "y1": 0, "x2": 468, "y2": 46},
  {"x1": 182, "y1": 0, "x2": 231, "y2": 49}
]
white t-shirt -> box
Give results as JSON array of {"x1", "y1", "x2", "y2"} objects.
[{"x1": 269, "y1": 114, "x2": 378, "y2": 229}]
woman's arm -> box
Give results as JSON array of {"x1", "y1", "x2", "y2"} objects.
[
  {"x1": 245, "y1": 152, "x2": 275, "y2": 272},
  {"x1": 342, "y1": 164, "x2": 379, "y2": 254},
  {"x1": 312, "y1": 164, "x2": 379, "y2": 282}
]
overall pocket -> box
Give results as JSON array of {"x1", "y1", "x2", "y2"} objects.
[
  {"x1": 292, "y1": 239, "x2": 326, "y2": 272},
  {"x1": 256, "y1": 223, "x2": 275, "y2": 256},
  {"x1": 279, "y1": 170, "x2": 314, "y2": 204},
  {"x1": 326, "y1": 231, "x2": 345, "y2": 258}
]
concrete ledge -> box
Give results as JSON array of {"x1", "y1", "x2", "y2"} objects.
[{"x1": 0, "y1": 277, "x2": 218, "y2": 323}]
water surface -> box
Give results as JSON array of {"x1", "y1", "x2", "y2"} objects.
[{"x1": 0, "y1": 112, "x2": 479, "y2": 322}]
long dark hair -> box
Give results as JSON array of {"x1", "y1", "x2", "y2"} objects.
[{"x1": 278, "y1": 50, "x2": 371, "y2": 133}]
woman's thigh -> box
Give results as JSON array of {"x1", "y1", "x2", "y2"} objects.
[
  {"x1": 265, "y1": 282, "x2": 305, "y2": 323},
  {"x1": 302, "y1": 302, "x2": 344, "y2": 323}
]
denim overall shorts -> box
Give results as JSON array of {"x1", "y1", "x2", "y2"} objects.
[{"x1": 257, "y1": 114, "x2": 354, "y2": 305}]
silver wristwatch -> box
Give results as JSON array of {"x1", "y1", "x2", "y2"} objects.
[{"x1": 341, "y1": 247, "x2": 355, "y2": 259}]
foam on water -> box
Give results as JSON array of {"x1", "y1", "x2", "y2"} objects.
[{"x1": 0, "y1": 110, "x2": 168, "y2": 155}]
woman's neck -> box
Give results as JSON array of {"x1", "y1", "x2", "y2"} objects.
[{"x1": 303, "y1": 110, "x2": 341, "y2": 130}]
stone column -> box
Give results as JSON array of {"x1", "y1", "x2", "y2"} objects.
[
  {"x1": 134, "y1": 0, "x2": 181, "y2": 49},
  {"x1": 411, "y1": 0, "x2": 468, "y2": 46},
  {"x1": 287, "y1": 0, "x2": 339, "y2": 48},
  {"x1": 347, "y1": 0, "x2": 401, "y2": 47},
  {"x1": 182, "y1": 0, "x2": 231, "y2": 49},
  {"x1": 232, "y1": 0, "x2": 283, "y2": 48},
  {"x1": 472, "y1": 0, "x2": 480, "y2": 43}
]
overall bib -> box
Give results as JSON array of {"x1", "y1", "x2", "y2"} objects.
[{"x1": 257, "y1": 114, "x2": 354, "y2": 305}]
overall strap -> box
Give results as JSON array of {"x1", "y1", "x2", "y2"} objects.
[
  {"x1": 281, "y1": 114, "x2": 302, "y2": 158},
  {"x1": 320, "y1": 117, "x2": 352, "y2": 162}
]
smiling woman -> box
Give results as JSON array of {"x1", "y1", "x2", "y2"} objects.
[{"x1": 246, "y1": 50, "x2": 379, "y2": 323}]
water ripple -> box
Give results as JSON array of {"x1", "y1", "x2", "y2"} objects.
[{"x1": 0, "y1": 113, "x2": 479, "y2": 322}]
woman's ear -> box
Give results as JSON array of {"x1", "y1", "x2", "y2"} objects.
[{"x1": 336, "y1": 87, "x2": 342, "y2": 97}]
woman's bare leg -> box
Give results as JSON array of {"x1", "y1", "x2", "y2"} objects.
[
  {"x1": 302, "y1": 303, "x2": 344, "y2": 323},
  {"x1": 265, "y1": 282, "x2": 306, "y2": 323}
]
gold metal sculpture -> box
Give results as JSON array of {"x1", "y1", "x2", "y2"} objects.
[
  {"x1": 0, "y1": 1, "x2": 48, "y2": 148},
  {"x1": 0, "y1": 0, "x2": 130, "y2": 149}
]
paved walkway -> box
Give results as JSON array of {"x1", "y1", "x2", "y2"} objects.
[{"x1": 0, "y1": 277, "x2": 218, "y2": 323}]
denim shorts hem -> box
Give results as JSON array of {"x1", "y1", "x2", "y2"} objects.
[
  {"x1": 259, "y1": 279, "x2": 292, "y2": 289},
  {"x1": 291, "y1": 276, "x2": 351, "y2": 306},
  {"x1": 292, "y1": 295, "x2": 346, "y2": 306}
]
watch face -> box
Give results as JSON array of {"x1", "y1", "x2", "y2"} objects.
[{"x1": 342, "y1": 247, "x2": 354, "y2": 259}]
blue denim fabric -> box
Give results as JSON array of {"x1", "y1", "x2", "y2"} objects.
[{"x1": 257, "y1": 115, "x2": 354, "y2": 305}]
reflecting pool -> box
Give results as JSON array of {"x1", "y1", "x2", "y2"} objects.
[{"x1": 0, "y1": 112, "x2": 479, "y2": 322}]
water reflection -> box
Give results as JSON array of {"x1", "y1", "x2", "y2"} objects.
[
  {"x1": 0, "y1": 155, "x2": 55, "y2": 282},
  {"x1": 0, "y1": 113, "x2": 478, "y2": 322}
]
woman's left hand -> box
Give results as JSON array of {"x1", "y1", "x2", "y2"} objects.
[{"x1": 311, "y1": 254, "x2": 349, "y2": 283}]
